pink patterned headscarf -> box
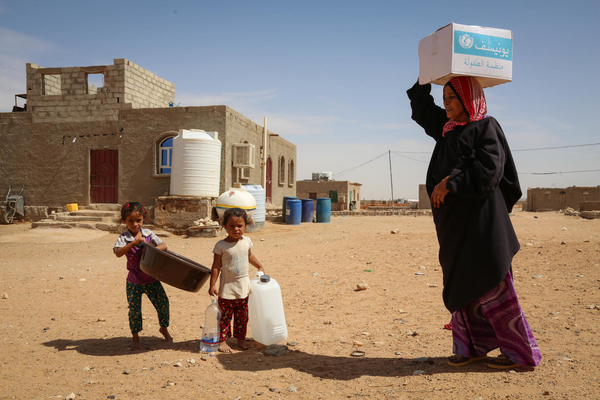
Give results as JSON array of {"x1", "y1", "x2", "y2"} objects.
[{"x1": 442, "y1": 76, "x2": 488, "y2": 136}]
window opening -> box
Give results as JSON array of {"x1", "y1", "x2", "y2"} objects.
[
  {"x1": 288, "y1": 160, "x2": 295, "y2": 187},
  {"x1": 159, "y1": 137, "x2": 174, "y2": 174},
  {"x1": 87, "y1": 73, "x2": 104, "y2": 94},
  {"x1": 279, "y1": 156, "x2": 285, "y2": 185},
  {"x1": 240, "y1": 168, "x2": 251, "y2": 180},
  {"x1": 42, "y1": 74, "x2": 61, "y2": 95}
]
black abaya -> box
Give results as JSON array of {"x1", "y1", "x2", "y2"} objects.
[{"x1": 407, "y1": 81, "x2": 522, "y2": 313}]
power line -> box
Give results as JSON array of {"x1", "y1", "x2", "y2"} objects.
[
  {"x1": 392, "y1": 141, "x2": 600, "y2": 154},
  {"x1": 334, "y1": 151, "x2": 388, "y2": 177},
  {"x1": 519, "y1": 169, "x2": 600, "y2": 175},
  {"x1": 390, "y1": 151, "x2": 429, "y2": 164},
  {"x1": 334, "y1": 142, "x2": 600, "y2": 179},
  {"x1": 512, "y1": 142, "x2": 600, "y2": 152}
]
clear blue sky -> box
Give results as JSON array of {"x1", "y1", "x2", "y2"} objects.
[{"x1": 1, "y1": 0, "x2": 598, "y2": 199}]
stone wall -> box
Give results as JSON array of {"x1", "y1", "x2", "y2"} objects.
[
  {"x1": 525, "y1": 186, "x2": 600, "y2": 211},
  {"x1": 580, "y1": 201, "x2": 600, "y2": 211},
  {"x1": 154, "y1": 196, "x2": 215, "y2": 230},
  {"x1": 122, "y1": 60, "x2": 175, "y2": 109}
]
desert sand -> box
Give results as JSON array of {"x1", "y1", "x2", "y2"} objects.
[{"x1": 1, "y1": 210, "x2": 599, "y2": 399}]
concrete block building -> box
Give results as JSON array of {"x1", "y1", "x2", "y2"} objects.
[
  {"x1": 0, "y1": 59, "x2": 296, "y2": 221},
  {"x1": 525, "y1": 186, "x2": 600, "y2": 211},
  {"x1": 296, "y1": 179, "x2": 361, "y2": 211}
]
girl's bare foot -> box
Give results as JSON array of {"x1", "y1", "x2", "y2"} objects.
[
  {"x1": 218, "y1": 341, "x2": 232, "y2": 353},
  {"x1": 237, "y1": 339, "x2": 250, "y2": 350},
  {"x1": 159, "y1": 327, "x2": 173, "y2": 342},
  {"x1": 129, "y1": 334, "x2": 141, "y2": 350}
]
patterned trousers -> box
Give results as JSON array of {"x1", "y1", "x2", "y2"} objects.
[
  {"x1": 218, "y1": 297, "x2": 249, "y2": 341},
  {"x1": 451, "y1": 271, "x2": 541, "y2": 366},
  {"x1": 126, "y1": 280, "x2": 170, "y2": 334}
]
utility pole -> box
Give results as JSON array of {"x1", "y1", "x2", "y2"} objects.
[{"x1": 389, "y1": 150, "x2": 394, "y2": 213}]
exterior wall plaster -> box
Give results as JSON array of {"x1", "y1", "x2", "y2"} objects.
[{"x1": 0, "y1": 60, "x2": 296, "y2": 220}]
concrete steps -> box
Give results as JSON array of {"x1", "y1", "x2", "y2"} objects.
[{"x1": 32, "y1": 207, "x2": 121, "y2": 231}]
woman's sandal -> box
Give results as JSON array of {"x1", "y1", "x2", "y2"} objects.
[
  {"x1": 487, "y1": 355, "x2": 520, "y2": 370},
  {"x1": 447, "y1": 354, "x2": 487, "y2": 367}
]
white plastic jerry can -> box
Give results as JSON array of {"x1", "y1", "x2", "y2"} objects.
[{"x1": 249, "y1": 271, "x2": 288, "y2": 345}]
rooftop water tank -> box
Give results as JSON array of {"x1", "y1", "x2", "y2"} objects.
[
  {"x1": 170, "y1": 129, "x2": 221, "y2": 197},
  {"x1": 311, "y1": 171, "x2": 333, "y2": 181}
]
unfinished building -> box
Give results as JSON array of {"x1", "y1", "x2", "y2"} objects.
[{"x1": 0, "y1": 59, "x2": 296, "y2": 222}]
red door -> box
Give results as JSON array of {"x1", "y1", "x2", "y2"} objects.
[
  {"x1": 90, "y1": 150, "x2": 118, "y2": 203},
  {"x1": 266, "y1": 157, "x2": 272, "y2": 203}
]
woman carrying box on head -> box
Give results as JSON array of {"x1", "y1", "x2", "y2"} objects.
[{"x1": 407, "y1": 76, "x2": 541, "y2": 369}]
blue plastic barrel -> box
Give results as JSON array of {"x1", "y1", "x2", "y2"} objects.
[
  {"x1": 301, "y1": 199, "x2": 314, "y2": 223},
  {"x1": 282, "y1": 196, "x2": 298, "y2": 223},
  {"x1": 316, "y1": 198, "x2": 331, "y2": 223},
  {"x1": 286, "y1": 199, "x2": 302, "y2": 225}
]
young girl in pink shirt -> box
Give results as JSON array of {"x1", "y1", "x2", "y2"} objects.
[{"x1": 113, "y1": 202, "x2": 172, "y2": 350}]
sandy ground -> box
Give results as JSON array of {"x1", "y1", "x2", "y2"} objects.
[{"x1": 1, "y1": 210, "x2": 599, "y2": 400}]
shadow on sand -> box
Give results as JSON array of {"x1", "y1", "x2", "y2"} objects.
[
  {"x1": 42, "y1": 337, "x2": 201, "y2": 357},
  {"x1": 42, "y1": 337, "x2": 525, "y2": 379},
  {"x1": 213, "y1": 348, "x2": 521, "y2": 379}
]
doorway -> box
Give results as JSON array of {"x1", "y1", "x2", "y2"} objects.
[
  {"x1": 266, "y1": 157, "x2": 272, "y2": 203},
  {"x1": 329, "y1": 190, "x2": 338, "y2": 203},
  {"x1": 90, "y1": 150, "x2": 118, "y2": 203}
]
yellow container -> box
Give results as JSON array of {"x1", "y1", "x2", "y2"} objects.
[{"x1": 66, "y1": 203, "x2": 79, "y2": 212}]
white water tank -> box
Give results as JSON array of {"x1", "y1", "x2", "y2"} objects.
[
  {"x1": 170, "y1": 129, "x2": 221, "y2": 197},
  {"x1": 311, "y1": 171, "x2": 333, "y2": 181},
  {"x1": 242, "y1": 184, "x2": 266, "y2": 223},
  {"x1": 242, "y1": 184, "x2": 266, "y2": 232}
]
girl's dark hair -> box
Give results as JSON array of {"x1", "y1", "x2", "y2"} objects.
[
  {"x1": 120, "y1": 202, "x2": 146, "y2": 223},
  {"x1": 221, "y1": 208, "x2": 249, "y2": 227}
]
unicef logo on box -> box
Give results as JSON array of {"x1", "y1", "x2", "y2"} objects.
[
  {"x1": 454, "y1": 30, "x2": 512, "y2": 61},
  {"x1": 458, "y1": 34, "x2": 474, "y2": 49}
]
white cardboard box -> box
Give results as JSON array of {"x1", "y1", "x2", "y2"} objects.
[{"x1": 419, "y1": 23, "x2": 513, "y2": 88}]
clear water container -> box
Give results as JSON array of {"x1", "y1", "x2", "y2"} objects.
[
  {"x1": 249, "y1": 272, "x2": 288, "y2": 345},
  {"x1": 200, "y1": 297, "x2": 221, "y2": 352}
]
